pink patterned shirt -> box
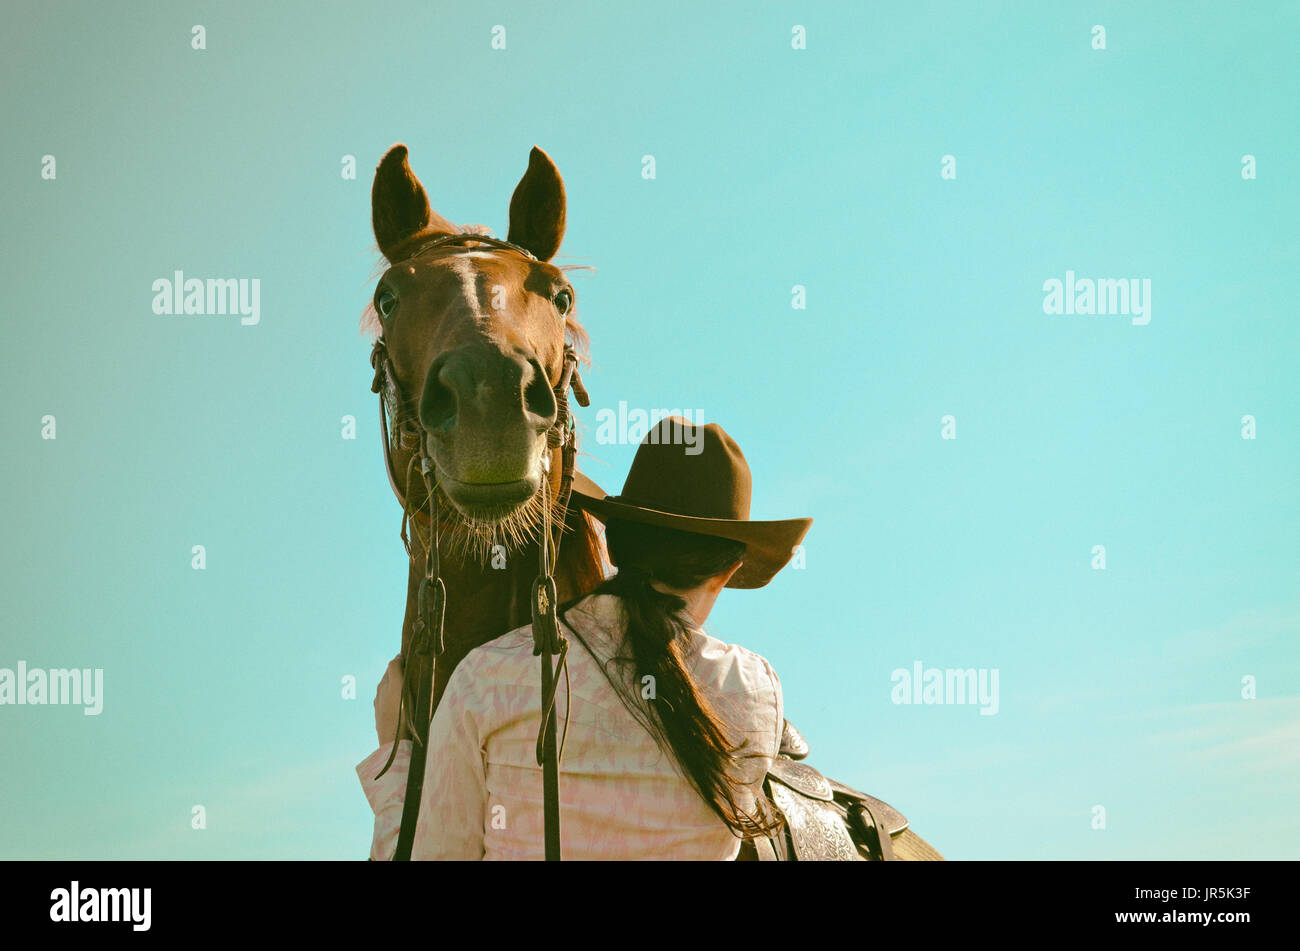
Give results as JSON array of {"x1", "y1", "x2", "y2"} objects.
[{"x1": 356, "y1": 592, "x2": 783, "y2": 860}]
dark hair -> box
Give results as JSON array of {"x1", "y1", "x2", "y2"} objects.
[{"x1": 565, "y1": 518, "x2": 784, "y2": 840}]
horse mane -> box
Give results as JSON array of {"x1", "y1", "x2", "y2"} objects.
[{"x1": 563, "y1": 508, "x2": 611, "y2": 600}]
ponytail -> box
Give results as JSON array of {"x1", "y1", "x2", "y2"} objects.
[{"x1": 569, "y1": 519, "x2": 784, "y2": 839}]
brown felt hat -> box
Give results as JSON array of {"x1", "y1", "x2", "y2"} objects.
[{"x1": 570, "y1": 417, "x2": 812, "y2": 589}]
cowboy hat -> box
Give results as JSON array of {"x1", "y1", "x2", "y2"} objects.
[{"x1": 570, "y1": 417, "x2": 812, "y2": 589}]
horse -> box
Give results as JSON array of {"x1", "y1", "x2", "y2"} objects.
[
  {"x1": 361, "y1": 144, "x2": 942, "y2": 861},
  {"x1": 363, "y1": 143, "x2": 604, "y2": 714}
]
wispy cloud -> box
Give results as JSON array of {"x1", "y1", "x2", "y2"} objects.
[
  {"x1": 1133, "y1": 695, "x2": 1300, "y2": 772},
  {"x1": 1161, "y1": 606, "x2": 1300, "y2": 661}
]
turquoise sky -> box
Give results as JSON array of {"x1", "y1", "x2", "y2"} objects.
[{"x1": 2, "y1": 1, "x2": 1296, "y2": 860}]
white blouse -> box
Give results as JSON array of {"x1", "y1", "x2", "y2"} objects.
[{"x1": 356, "y1": 592, "x2": 784, "y2": 860}]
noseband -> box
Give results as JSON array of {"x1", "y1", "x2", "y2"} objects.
[{"x1": 367, "y1": 230, "x2": 589, "y2": 861}]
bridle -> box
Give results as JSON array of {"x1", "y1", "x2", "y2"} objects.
[{"x1": 367, "y1": 230, "x2": 589, "y2": 861}]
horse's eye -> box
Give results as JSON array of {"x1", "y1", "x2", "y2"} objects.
[
  {"x1": 553, "y1": 289, "x2": 573, "y2": 316},
  {"x1": 376, "y1": 287, "x2": 398, "y2": 318}
]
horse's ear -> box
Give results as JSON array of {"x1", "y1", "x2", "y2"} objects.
[
  {"x1": 507, "y1": 146, "x2": 566, "y2": 262},
  {"x1": 371, "y1": 145, "x2": 456, "y2": 262}
]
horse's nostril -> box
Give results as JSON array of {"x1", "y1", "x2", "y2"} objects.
[
  {"x1": 421, "y1": 348, "x2": 555, "y2": 441},
  {"x1": 419, "y1": 355, "x2": 457, "y2": 435},
  {"x1": 523, "y1": 357, "x2": 558, "y2": 430}
]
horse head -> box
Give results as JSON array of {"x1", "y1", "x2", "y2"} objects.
[{"x1": 366, "y1": 145, "x2": 588, "y2": 555}]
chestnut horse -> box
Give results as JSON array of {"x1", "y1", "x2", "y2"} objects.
[
  {"x1": 363, "y1": 144, "x2": 605, "y2": 715},
  {"x1": 361, "y1": 145, "x2": 942, "y2": 861}
]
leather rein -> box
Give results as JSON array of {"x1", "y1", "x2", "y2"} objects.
[{"x1": 367, "y1": 230, "x2": 589, "y2": 861}]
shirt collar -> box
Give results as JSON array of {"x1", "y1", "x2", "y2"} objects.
[{"x1": 566, "y1": 592, "x2": 707, "y2": 652}]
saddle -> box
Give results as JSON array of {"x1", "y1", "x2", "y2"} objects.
[{"x1": 737, "y1": 719, "x2": 908, "y2": 861}]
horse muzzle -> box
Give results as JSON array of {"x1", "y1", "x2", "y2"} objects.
[{"x1": 418, "y1": 344, "x2": 557, "y2": 519}]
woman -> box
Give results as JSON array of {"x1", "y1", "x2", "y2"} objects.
[{"x1": 357, "y1": 416, "x2": 811, "y2": 859}]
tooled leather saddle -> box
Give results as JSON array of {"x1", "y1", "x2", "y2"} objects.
[{"x1": 737, "y1": 719, "x2": 908, "y2": 861}]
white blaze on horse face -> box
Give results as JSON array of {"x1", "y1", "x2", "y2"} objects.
[{"x1": 447, "y1": 256, "x2": 488, "y2": 322}]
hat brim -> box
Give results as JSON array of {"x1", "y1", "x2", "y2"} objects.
[
  {"x1": 570, "y1": 470, "x2": 608, "y2": 502},
  {"x1": 570, "y1": 485, "x2": 811, "y2": 589}
]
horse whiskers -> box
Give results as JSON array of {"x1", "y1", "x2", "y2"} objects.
[
  {"x1": 400, "y1": 467, "x2": 574, "y2": 567},
  {"x1": 386, "y1": 397, "x2": 576, "y2": 566},
  {"x1": 435, "y1": 484, "x2": 574, "y2": 564}
]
